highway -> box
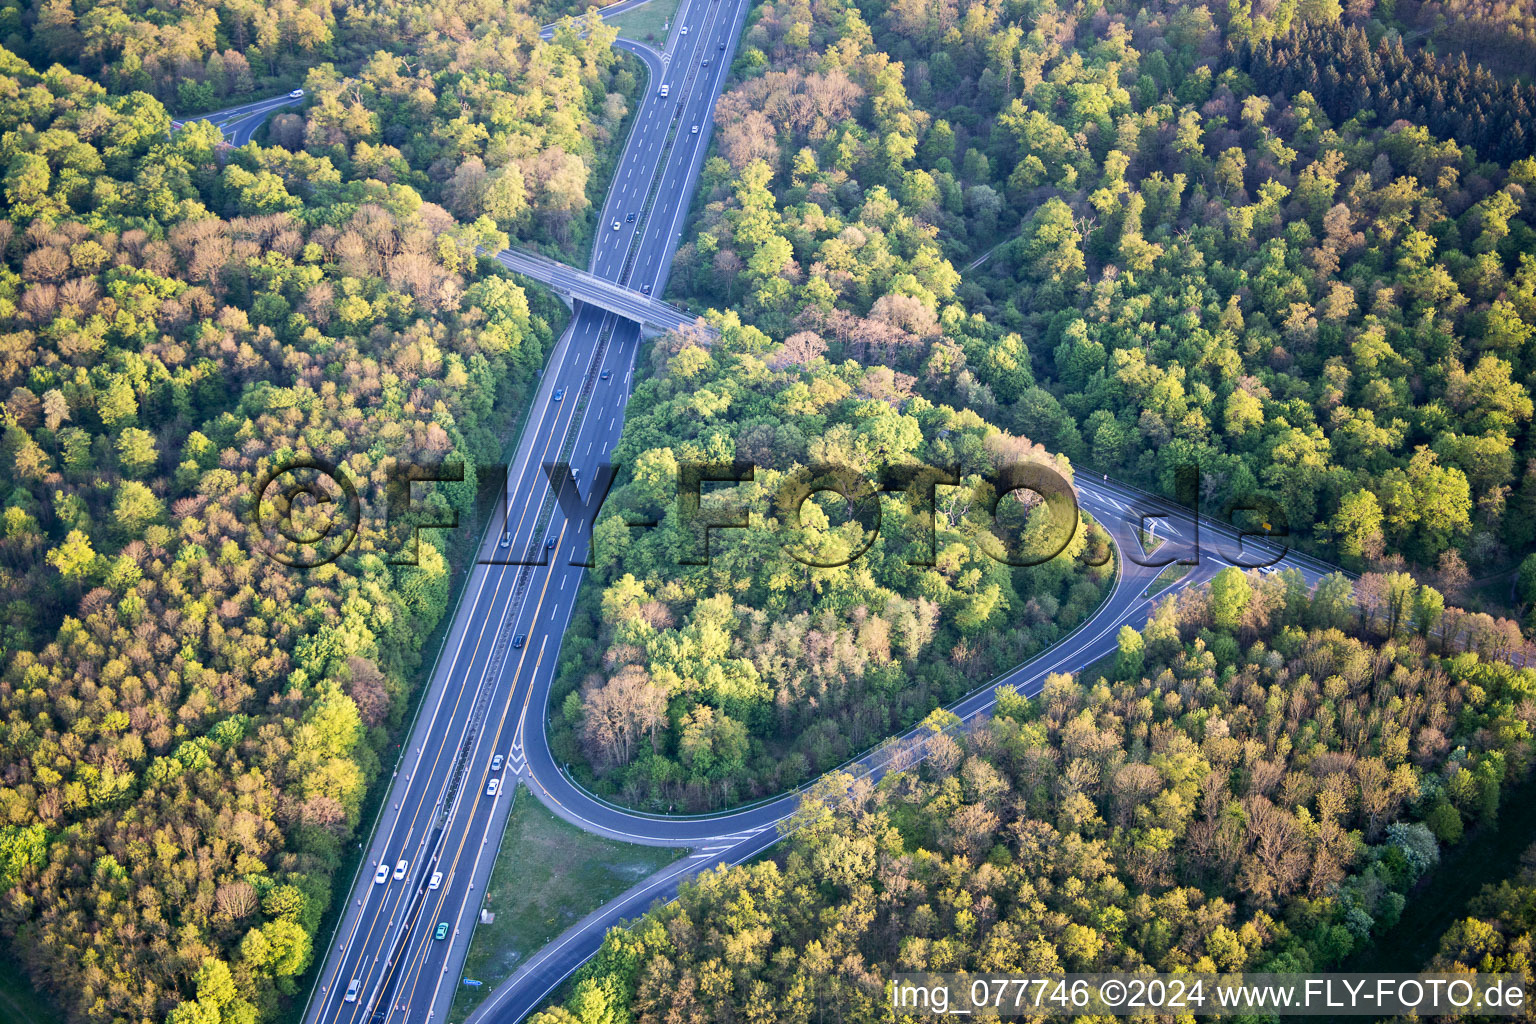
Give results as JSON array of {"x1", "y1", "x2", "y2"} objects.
[
  {"x1": 301, "y1": 0, "x2": 756, "y2": 1022},
  {"x1": 458, "y1": 476, "x2": 1335, "y2": 1024},
  {"x1": 291, "y1": 1, "x2": 1353, "y2": 1021}
]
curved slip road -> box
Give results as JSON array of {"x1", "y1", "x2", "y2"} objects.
[
  {"x1": 294, "y1": 3, "x2": 1352, "y2": 1020},
  {"x1": 301, "y1": 0, "x2": 763, "y2": 1021}
]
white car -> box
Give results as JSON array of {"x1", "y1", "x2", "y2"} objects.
[
  {"x1": 374, "y1": 864, "x2": 388, "y2": 884},
  {"x1": 289, "y1": 88, "x2": 304, "y2": 99},
  {"x1": 659, "y1": 84, "x2": 669, "y2": 97},
  {"x1": 491, "y1": 754, "x2": 504, "y2": 772},
  {"x1": 345, "y1": 979, "x2": 360, "y2": 1003},
  {"x1": 393, "y1": 859, "x2": 408, "y2": 881},
  {"x1": 429, "y1": 870, "x2": 443, "y2": 890},
  {"x1": 612, "y1": 220, "x2": 620, "y2": 231},
  {"x1": 691, "y1": 125, "x2": 699, "y2": 134},
  {"x1": 486, "y1": 778, "x2": 500, "y2": 797},
  {"x1": 680, "y1": 25, "x2": 688, "y2": 34}
]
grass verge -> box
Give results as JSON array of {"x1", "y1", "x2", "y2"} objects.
[
  {"x1": 448, "y1": 788, "x2": 683, "y2": 1021},
  {"x1": 609, "y1": 0, "x2": 682, "y2": 44},
  {"x1": 1142, "y1": 562, "x2": 1192, "y2": 600}
]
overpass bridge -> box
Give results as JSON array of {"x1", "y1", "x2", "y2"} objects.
[{"x1": 487, "y1": 247, "x2": 712, "y2": 337}]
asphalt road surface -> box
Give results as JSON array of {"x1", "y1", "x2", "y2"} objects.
[
  {"x1": 179, "y1": 92, "x2": 305, "y2": 145},
  {"x1": 295, "y1": 2, "x2": 1353, "y2": 1022},
  {"x1": 303, "y1": 1, "x2": 758, "y2": 1021},
  {"x1": 489, "y1": 246, "x2": 703, "y2": 333},
  {"x1": 458, "y1": 477, "x2": 1337, "y2": 1024}
]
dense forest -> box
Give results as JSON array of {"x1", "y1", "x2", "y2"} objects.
[
  {"x1": 1235, "y1": 26, "x2": 1536, "y2": 162},
  {"x1": 551, "y1": 0, "x2": 1536, "y2": 805},
  {"x1": 549, "y1": 313, "x2": 1114, "y2": 810},
  {"x1": 6, "y1": 0, "x2": 1536, "y2": 1014},
  {"x1": 269, "y1": 12, "x2": 634, "y2": 253},
  {"x1": 667, "y1": 0, "x2": 1536, "y2": 603},
  {"x1": 1386, "y1": 0, "x2": 1536, "y2": 79},
  {"x1": 533, "y1": 568, "x2": 1536, "y2": 1024},
  {"x1": 0, "y1": 0, "x2": 634, "y2": 1018},
  {"x1": 550, "y1": 0, "x2": 1138, "y2": 806},
  {"x1": 12, "y1": 0, "x2": 634, "y2": 258},
  {"x1": 9, "y1": 0, "x2": 626, "y2": 113}
]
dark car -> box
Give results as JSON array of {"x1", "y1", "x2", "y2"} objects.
[{"x1": 626, "y1": 212, "x2": 636, "y2": 222}]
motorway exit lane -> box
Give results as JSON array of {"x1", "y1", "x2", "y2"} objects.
[{"x1": 306, "y1": 0, "x2": 756, "y2": 1020}]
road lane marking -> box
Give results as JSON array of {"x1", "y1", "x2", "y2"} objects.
[{"x1": 318, "y1": 314, "x2": 597, "y2": 1024}]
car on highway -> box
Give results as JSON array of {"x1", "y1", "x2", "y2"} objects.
[
  {"x1": 429, "y1": 870, "x2": 443, "y2": 890},
  {"x1": 289, "y1": 88, "x2": 305, "y2": 98},
  {"x1": 601, "y1": 368, "x2": 611, "y2": 380},
  {"x1": 641, "y1": 284, "x2": 651, "y2": 294},
  {"x1": 486, "y1": 778, "x2": 500, "y2": 797},
  {"x1": 627, "y1": 212, "x2": 636, "y2": 222},
  {"x1": 691, "y1": 125, "x2": 699, "y2": 134},
  {"x1": 702, "y1": 58, "x2": 710, "y2": 66},
  {"x1": 719, "y1": 40, "x2": 726, "y2": 48},
  {"x1": 393, "y1": 859, "x2": 408, "y2": 881},
  {"x1": 491, "y1": 754, "x2": 504, "y2": 772},
  {"x1": 345, "y1": 979, "x2": 360, "y2": 1003},
  {"x1": 513, "y1": 633, "x2": 526, "y2": 648},
  {"x1": 612, "y1": 219, "x2": 620, "y2": 231},
  {"x1": 552, "y1": 388, "x2": 564, "y2": 401},
  {"x1": 498, "y1": 531, "x2": 510, "y2": 548},
  {"x1": 435, "y1": 922, "x2": 450, "y2": 941},
  {"x1": 374, "y1": 864, "x2": 388, "y2": 884},
  {"x1": 680, "y1": 25, "x2": 688, "y2": 34},
  {"x1": 659, "y1": 84, "x2": 669, "y2": 97},
  {"x1": 545, "y1": 536, "x2": 556, "y2": 549}
]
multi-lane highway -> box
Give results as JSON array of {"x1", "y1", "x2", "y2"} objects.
[
  {"x1": 457, "y1": 475, "x2": 1336, "y2": 1024},
  {"x1": 291, "y1": 2, "x2": 1353, "y2": 1022},
  {"x1": 302, "y1": 1, "x2": 756, "y2": 1022}
]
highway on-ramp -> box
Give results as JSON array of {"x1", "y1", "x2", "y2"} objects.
[
  {"x1": 302, "y1": 0, "x2": 757, "y2": 1022},
  {"x1": 297, "y1": 4, "x2": 1351, "y2": 1023},
  {"x1": 460, "y1": 475, "x2": 1336, "y2": 1024},
  {"x1": 176, "y1": 92, "x2": 306, "y2": 145}
]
